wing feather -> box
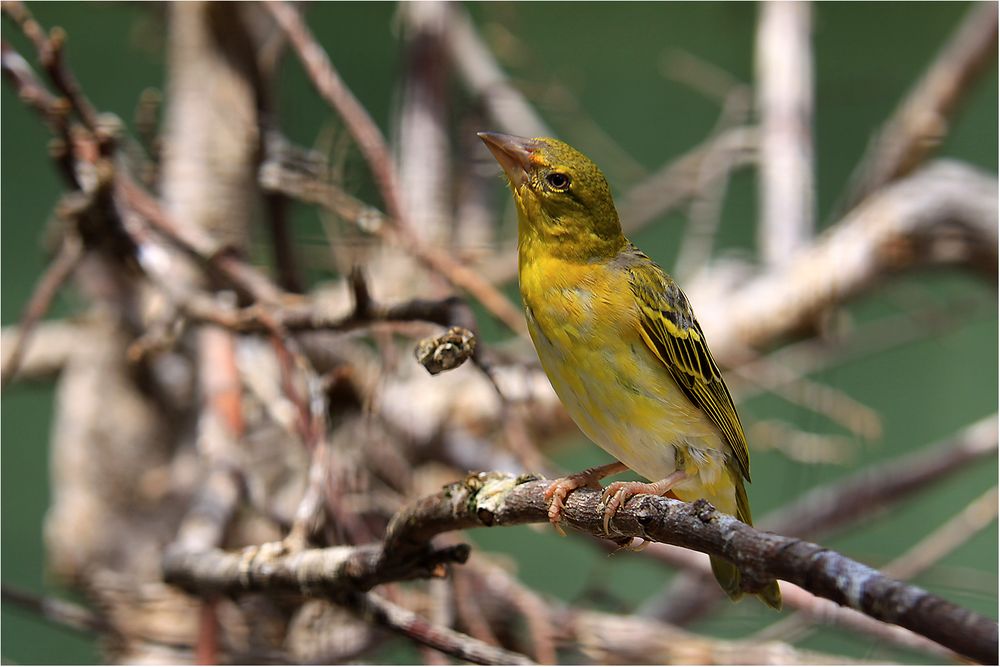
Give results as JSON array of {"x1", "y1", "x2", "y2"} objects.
[{"x1": 625, "y1": 251, "x2": 751, "y2": 482}]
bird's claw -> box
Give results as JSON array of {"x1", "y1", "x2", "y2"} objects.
[
  {"x1": 599, "y1": 481, "x2": 638, "y2": 534},
  {"x1": 545, "y1": 477, "x2": 583, "y2": 536}
]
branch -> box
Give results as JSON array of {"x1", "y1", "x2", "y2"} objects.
[
  {"x1": 755, "y1": 485, "x2": 999, "y2": 648},
  {"x1": 755, "y1": 0, "x2": 816, "y2": 263},
  {"x1": 162, "y1": 543, "x2": 532, "y2": 665},
  {"x1": 264, "y1": 2, "x2": 403, "y2": 226},
  {"x1": 762, "y1": 414, "x2": 998, "y2": 537},
  {"x1": 442, "y1": 4, "x2": 551, "y2": 138},
  {"x1": 641, "y1": 414, "x2": 997, "y2": 627},
  {"x1": 260, "y1": 138, "x2": 528, "y2": 333},
  {"x1": 398, "y1": 1, "x2": 452, "y2": 246},
  {"x1": 347, "y1": 591, "x2": 535, "y2": 666},
  {"x1": 0, "y1": 234, "x2": 82, "y2": 388},
  {"x1": 382, "y1": 473, "x2": 997, "y2": 664},
  {"x1": 618, "y1": 126, "x2": 758, "y2": 236},
  {"x1": 0, "y1": 320, "x2": 81, "y2": 381},
  {"x1": 0, "y1": 40, "x2": 79, "y2": 187},
  {"x1": 838, "y1": 1, "x2": 998, "y2": 212},
  {"x1": 693, "y1": 160, "x2": 998, "y2": 361},
  {"x1": 265, "y1": 1, "x2": 525, "y2": 334},
  {"x1": 162, "y1": 541, "x2": 471, "y2": 598},
  {"x1": 1, "y1": 584, "x2": 111, "y2": 636}
]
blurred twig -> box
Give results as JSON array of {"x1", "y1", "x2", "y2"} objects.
[
  {"x1": 837, "y1": 1, "x2": 998, "y2": 214},
  {"x1": 264, "y1": 1, "x2": 405, "y2": 227},
  {"x1": 664, "y1": 51, "x2": 755, "y2": 281},
  {"x1": 692, "y1": 160, "x2": 998, "y2": 361},
  {"x1": 3, "y1": 1, "x2": 101, "y2": 133},
  {"x1": 348, "y1": 591, "x2": 535, "y2": 666},
  {"x1": 443, "y1": 3, "x2": 550, "y2": 138},
  {"x1": 755, "y1": 0, "x2": 815, "y2": 264},
  {"x1": 1, "y1": 584, "x2": 111, "y2": 636},
  {"x1": 0, "y1": 234, "x2": 82, "y2": 389},
  {"x1": 266, "y1": 0, "x2": 525, "y2": 334},
  {"x1": 763, "y1": 414, "x2": 998, "y2": 537},
  {"x1": 618, "y1": 126, "x2": 758, "y2": 236}
]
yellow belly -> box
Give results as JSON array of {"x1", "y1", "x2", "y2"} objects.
[{"x1": 521, "y1": 258, "x2": 738, "y2": 514}]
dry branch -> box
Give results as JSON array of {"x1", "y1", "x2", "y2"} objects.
[
  {"x1": 349, "y1": 591, "x2": 535, "y2": 666},
  {"x1": 839, "y1": 1, "x2": 998, "y2": 212},
  {"x1": 0, "y1": 320, "x2": 81, "y2": 381},
  {"x1": 164, "y1": 471, "x2": 971, "y2": 663},
  {"x1": 692, "y1": 159, "x2": 998, "y2": 361},
  {"x1": 762, "y1": 414, "x2": 999, "y2": 537},
  {"x1": 2, "y1": 584, "x2": 111, "y2": 636},
  {"x1": 0, "y1": 234, "x2": 82, "y2": 388},
  {"x1": 264, "y1": 1, "x2": 404, "y2": 227},
  {"x1": 163, "y1": 542, "x2": 471, "y2": 597},
  {"x1": 398, "y1": 1, "x2": 452, "y2": 247},
  {"x1": 642, "y1": 414, "x2": 998, "y2": 628},
  {"x1": 266, "y1": 0, "x2": 524, "y2": 334},
  {"x1": 755, "y1": 485, "x2": 999, "y2": 648},
  {"x1": 380, "y1": 473, "x2": 997, "y2": 664},
  {"x1": 755, "y1": 0, "x2": 815, "y2": 263},
  {"x1": 442, "y1": 3, "x2": 551, "y2": 138}
]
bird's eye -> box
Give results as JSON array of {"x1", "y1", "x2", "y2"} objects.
[{"x1": 545, "y1": 172, "x2": 571, "y2": 191}]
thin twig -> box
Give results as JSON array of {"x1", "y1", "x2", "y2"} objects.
[
  {"x1": 265, "y1": 1, "x2": 405, "y2": 227},
  {"x1": 348, "y1": 591, "x2": 535, "y2": 665},
  {"x1": 0, "y1": 235, "x2": 83, "y2": 389},
  {"x1": 1, "y1": 584, "x2": 111, "y2": 636},
  {"x1": 837, "y1": 1, "x2": 998, "y2": 213},
  {"x1": 763, "y1": 414, "x2": 998, "y2": 537},
  {"x1": 266, "y1": 2, "x2": 524, "y2": 333},
  {"x1": 442, "y1": 4, "x2": 551, "y2": 137},
  {"x1": 0, "y1": 40, "x2": 79, "y2": 187},
  {"x1": 3, "y1": 1, "x2": 102, "y2": 134},
  {"x1": 665, "y1": 51, "x2": 754, "y2": 280},
  {"x1": 619, "y1": 126, "x2": 758, "y2": 237},
  {"x1": 731, "y1": 362, "x2": 883, "y2": 441}
]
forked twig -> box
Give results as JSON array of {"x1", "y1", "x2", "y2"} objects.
[{"x1": 0, "y1": 235, "x2": 83, "y2": 389}]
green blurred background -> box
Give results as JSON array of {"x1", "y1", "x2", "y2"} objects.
[{"x1": 2, "y1": 2, "x2": 996, "y2": 663}]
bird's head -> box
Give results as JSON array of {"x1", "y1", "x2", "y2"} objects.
[{"x1": 478, "y1": 132, "x2": 625, "y2": 259}]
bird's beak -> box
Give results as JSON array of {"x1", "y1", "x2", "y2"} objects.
[{"x1": 477, "y1": 132, "x2": 537, "y2": 188}]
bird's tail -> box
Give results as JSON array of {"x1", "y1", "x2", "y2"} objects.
[{"x1": 709, "y1": 473, "x2": 782, "y2": 610}]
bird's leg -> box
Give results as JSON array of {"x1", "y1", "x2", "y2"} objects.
[
  {"x1": 544, "y1": 462, "x2": 629, "y2": 534},
  {"x1": 599, "y1": 471, "x2": 687, "y2": 534}
]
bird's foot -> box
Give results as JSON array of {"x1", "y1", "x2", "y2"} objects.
[
  {"x1": 544, "y1": 462, "x2": 628, "y2": 535},
  {"x1": 599, "y1": 471, "x2": 687, "y2": 534},
  {"x1": 610, "y1": 536, "x2": 650, "y2": 554}
]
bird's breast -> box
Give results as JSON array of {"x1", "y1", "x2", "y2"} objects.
[{"x1": 519, "y1": 255, "x2": 724, "y2": 484}]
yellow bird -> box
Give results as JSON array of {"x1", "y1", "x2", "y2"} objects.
[{"x1": 479, "y1": 132, "x2": 781, "y2": 609}]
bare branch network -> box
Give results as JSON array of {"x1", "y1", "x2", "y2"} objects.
[
  {"x1": 161, "y1": 473, "x2": 998, "y2": 664},
  {"x1": 1, "y1": 1, "x2": 997, "y2": 665}
]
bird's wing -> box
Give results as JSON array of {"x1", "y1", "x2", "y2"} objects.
[{"x1": 623, "y1": 250, "x2": 751, "y2": 482}]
